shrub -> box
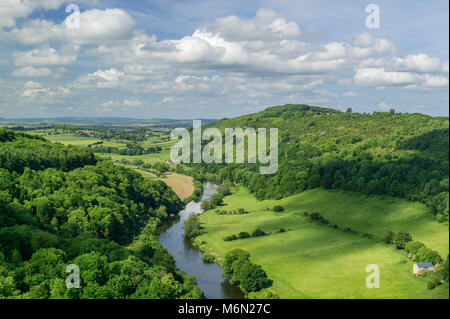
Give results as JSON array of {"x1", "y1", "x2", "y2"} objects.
[
  {"x1": 238, "y1": 232, "x2": 251, "y2": 239},
  {"x1": 223, "y1": 235, "x2": 237, "y2": 242},
  {"x1": 273, "y1": 205, "x2": 285, "y2": 212},
  {"x1": 344, "y1": 227, "x2": 353, "y2": 233},
  {"x1": 267, "y1": 291, "x2": 280, "y2": 299},
  {"x1": 418, "y1": 247, "x2": 442, "y2": 264},
  {"x1": 202, "y1": 253, "x2": 215, "y2": 263},
  {"x1": 380, "y1": 231, "x2": 394, "y2": 244},
  {"x1": 252, "y1": 228, "x2": 266, "y2": 237},
  {"x1": 393, "y1": 231, "x2": 412, "y2": 249},
  {"x1": 183, "y1": 214, "x2": 201, "y2": 240},
  {"x1": 237, "y1": 208, "x2": 248, "y2": 214},
  {"x1": 405, "y1": 241, "x2": 425, "y2": 255},
  {"x1": 310, "y1": 212, "x2": 320, "y2": 220}
]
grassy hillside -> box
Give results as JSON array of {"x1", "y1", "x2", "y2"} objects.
[
  {"x1": 192, "y1": 104, "x2": 449, "y2": 222},
  {"x1": 196, "y1": 187, "x2": 449, "y2": 299}
]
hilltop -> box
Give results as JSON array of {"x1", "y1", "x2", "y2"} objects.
[{"x1": 194, "y1": 104, "x2": 449, "y2": 221}]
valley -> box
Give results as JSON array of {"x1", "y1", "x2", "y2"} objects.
[{"x1": 2, "y1": 104, "x2": 448, "y2": 299}]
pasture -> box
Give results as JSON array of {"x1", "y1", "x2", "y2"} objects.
[{"x1": 196, "y1": 187, "x2": 449, "y2": 299}]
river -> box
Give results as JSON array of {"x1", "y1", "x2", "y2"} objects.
[{"x1": 158, "y1": 181, "x2": 244, "y2": 299}]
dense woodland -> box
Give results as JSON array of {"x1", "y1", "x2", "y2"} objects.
[
  {"x1": 189, "y1": 104, "x2": 449, "y2": 222},
  {"x1": 0, "y1": 129, "x2": 202, "y2": 298}
]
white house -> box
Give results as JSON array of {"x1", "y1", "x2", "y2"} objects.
[{"x1": 413, "y1": 262, "x2": 434, "y2": 275}]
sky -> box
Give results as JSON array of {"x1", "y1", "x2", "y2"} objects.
[{"x1": 0, "y1": 0, "x2": 448, "y2": 119}]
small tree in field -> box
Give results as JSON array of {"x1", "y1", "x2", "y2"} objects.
[{"x1": 393, "y1": 231, "x2": 412, "y2": 249}]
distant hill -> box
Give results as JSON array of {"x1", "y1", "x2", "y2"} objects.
[
  {"x1": 194, "y1": 104, "x2": 449, "y2": 221},
  {"x1": 0, "y1": 117, "x2": 217, "y2": 128}
]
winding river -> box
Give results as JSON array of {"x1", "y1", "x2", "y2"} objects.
[{"x1": 158, "y1": 182, "x2": 244, "y2": 299}]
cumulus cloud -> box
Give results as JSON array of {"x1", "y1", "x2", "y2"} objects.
[
  {"x1": 13, "y1": 66, "x2": 52, "y2": 77},
  {"x1": 21, "y1": 86, "x2": 72, "y2": 102},
  {"x1": 343, "y1": 91, "x2": 358, "y2": 97},
  {"x1": 354, "y1": 68, "x2": 448, "y2": 89},
  {"x1": 0, "y1": 0, "x2": 66, "y2": 27},
  {"x1": 1, "y1": 6, "x2": 448, "y2": 117},
  {"x1": 200, "y1": 8, "x2": 322, "y2": 42},
  {"x1": 14, "y1": 46, "x2": 78, "y2": 66},
  {"x1": 73, "y1": 68, "x2": 124, "y2": 88},
  {"x1": 2, "y1": 8, "x2": 135, "y2": 45}
]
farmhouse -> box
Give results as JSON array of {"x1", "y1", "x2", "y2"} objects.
[{"x1": 413, "y1": 262, "x2": 434, "y2": 275}]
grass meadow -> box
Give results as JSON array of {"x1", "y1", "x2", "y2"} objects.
[{"x1": 196, "y1": 187, "x2": 449, "y2": 299}]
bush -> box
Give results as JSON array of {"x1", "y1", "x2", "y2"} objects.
[
  {"x1": 279, "y1": 228, "x2": 286, "y2": 233},
  {"x1": 417, "y1": 247, "x2": 442, "y2": 264},
  {"x1": 237, "y1": 208, "x2": 248, "y2": 214},
  {"x1": 183, "y1": 214, "x2": 201, "y2": 240},
  {"x1": 344, "y1": 227, "x2": 354, "y2": 233},
  {"x1": 202, "y1": 253, "x2": 215, "y2": 263},
  {"x1": 393, "y1": 231, "x2": 412, "y2": 249},
  {"x1": 222, "y1": 249, "x2": 272, "y2": 293},
  {"x1": 273, "y1": 205, "x2": 285, "y2": 212},
  {"x1": 223, "y1": 235, "x2": 237, "y2": 242},
  {"x1": 405, "y1": 241, "x2": 425, "y2": 255},
  {"x1": 252, "y1": 228, "x2": 266, "y2": 237},
  {"x1": 238, "y1": 232, "x2": 251, "y2": 239}
]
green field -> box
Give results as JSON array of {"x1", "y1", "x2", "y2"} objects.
[
  {"x1": 196, "y1": 187, "x2": 449, "y2": 299},
  {"x1": 44, "y1": 134, "x2": 102, "y2": 146},
  {"x1": 100, "y1": 148, "x2": 171, "y2": 164},
  {"x1": 34, "y1": 131, "x2": 192, "y2": 198}
]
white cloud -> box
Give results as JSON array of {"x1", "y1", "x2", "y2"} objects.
[
  {"x1": 13, "y1": 66, "x2": 52, "y2": 77},
  {"x1": 101, "y1": 100, "x2": 117, "y2": 107},
  {"x1": 21, "y1": 86, "x2": 71, "y2": 102},
  {"x1": 24, "y1": 81, "x2": 43, "y2": 89},
  {"x1": 101, "y1": 99, "x2": 144, "y2": 107},
  {"x1": 159, "y1": 96, "x2": 183, "y2": 104},
  {"x1": 123, "y1": 99, "x2": 143, "y2": 106},
  {"x1": 0, "y1": 0, "x2": 66, "y2": 27},
  {"x1": 343, "y1": 91, "x2": 358, "y2": 97},
  {"x1": 1, "y1": 7, "x2": 448, "y2": 117},
  {"x1": 73, "y1": 68, "x2": 124, "y2": 88},
  {"x1": 200, "y1": 8, "x2": 320, "y2": 42},
  {"x1": 2, "y1": 8, "x2": 136, "y2": 45},
  {"x1": 354, "y1": 68, "x2": 448, "y2": 89},
  {"x1": 14, "y1": 46, "x2": 78, "y2": 66}
]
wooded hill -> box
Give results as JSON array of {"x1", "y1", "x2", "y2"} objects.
[
  {"x1": 0, "y1": 129, "x2": 202, "y2": 298},
  {"x1": 190, "y1": 104, "x2": 449, "y2": 222}
]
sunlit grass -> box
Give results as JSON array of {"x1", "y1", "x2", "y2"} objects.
[{"x1": 196, "y1": 187, "x2": 449, "y2": 299}]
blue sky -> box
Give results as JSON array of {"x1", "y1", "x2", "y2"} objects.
[{"x1": 0, "y1": 0, "x2": 448, "y2": 119}]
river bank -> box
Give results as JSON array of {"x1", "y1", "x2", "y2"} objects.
[{"x1": 158, "y1": 181, "x2": 244, "y2": 299}]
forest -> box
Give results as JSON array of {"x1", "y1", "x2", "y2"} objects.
[
  {"x1": 0, "y1": 128, "x2": 202, "y2": 298},
  {"x1": 187, "y1": 104, "x2": 449, "y2": 222}
]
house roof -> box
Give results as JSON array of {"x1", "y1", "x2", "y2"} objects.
[{"x1": 416, "y1": 262, "x2": 434, "y2": 268}]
